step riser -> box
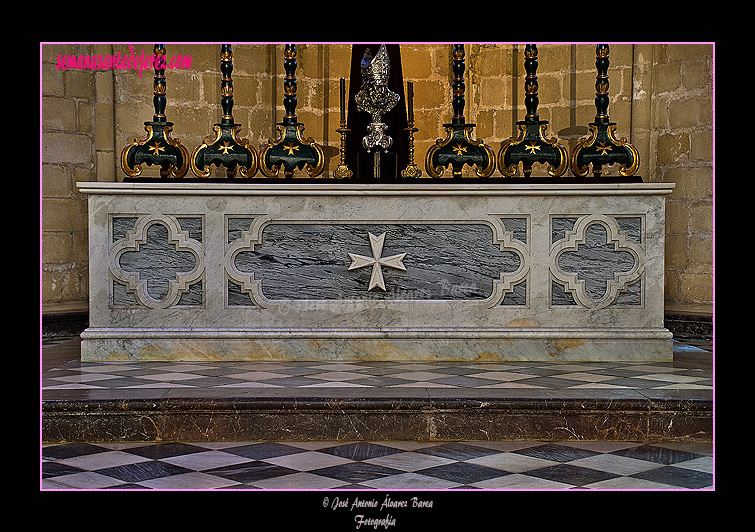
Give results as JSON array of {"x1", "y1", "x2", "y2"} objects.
[{"x1": 43, "y1": 403, "x2": 712, "y2": 444}]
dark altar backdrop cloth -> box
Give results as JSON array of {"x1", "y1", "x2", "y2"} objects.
[{"x1": 345, "y1": 44, "x2": 409, "y2": 175}]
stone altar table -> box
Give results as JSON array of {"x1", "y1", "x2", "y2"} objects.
[{"x1": 77, "y1": 181, "x2": 674, "y2": 362}]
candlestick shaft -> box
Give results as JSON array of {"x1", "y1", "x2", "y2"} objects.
[
  {"x1": 220, "y1": 44, "x2": 233, "y2": 123},
  {"x1": 452, "y1": 45, "x2": 465, "y2": 124},
  {"x1": 153, "y1": 44, "x2": 166, "y2": 122},
  {"x1": 594, "y1": 44, "x2": 610, "y2": 125},
  {"x1": 407, "y1": 81, "x2": 414, "y2": 123}
]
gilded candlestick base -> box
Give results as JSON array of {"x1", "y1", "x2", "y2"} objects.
[
  {"x1": 401, "y1": 125, "x2": 421, "y2": 178},
  {"x1": 426, "y1": 123, "x2": 495, "y2": 178},
  {"x1": 570, "y1": 123, "x2": 639, "y2": 178},
  {"x1": 401, "y1": 163, "x2": 422, "y2": 178},
  {"x1": 121, "y1": 121, "x2": 189, "y2": 178},
  {"x1": 333, "y1": 165, "x2": 353, "y2": 179},
  {"x1": 260, "y1": 122, "x2": 324, "y2": 178},
  {"x1": 334, "y1": 125, "x2": 353, "y2": 179},
  {"x1": 190, "y1": 123, "x2": 258, "y2": 178},
  {"x1": 498, "y1": 120, "x2": 568, "y2": 178}
]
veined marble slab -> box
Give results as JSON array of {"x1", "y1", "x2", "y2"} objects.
[{"x1": 77, "y1": 181, "x2": 674, "y2": 362}]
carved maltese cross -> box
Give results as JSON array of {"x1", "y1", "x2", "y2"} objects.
[{"x1": 348, "y1": 232, "x2": 407, "y2": 291}]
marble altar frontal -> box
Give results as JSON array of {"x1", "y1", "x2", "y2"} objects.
[{"x1": 77, "y1": 181, "x2": 674, "y2": 362}]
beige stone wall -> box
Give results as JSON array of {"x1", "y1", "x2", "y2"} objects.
[
  {"x1": 40, "y1": 43, "x2": 714, "y2": 312},
  {"x1": 649, "y1": 44, "x2": 714, "y2": 307}
]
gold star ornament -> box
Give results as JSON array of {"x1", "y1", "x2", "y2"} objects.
[
  {"x1": 596, "y1": 142, "x2": 612, "y2": 155},
  {"x1": 525, "y1": 142, "x2": 541, "y2": 155},
  {"x1": 148, "y1": 142, "x2": 165, "y2": 155}
]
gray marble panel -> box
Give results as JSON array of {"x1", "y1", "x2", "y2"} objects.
[
  {"x1": 552, "y1": 280, "x2": 577, "y2": 306},
  {"x1": 616, "y1": 217, "x2": 642, "y2": 244},
  {"x1": 501, "y1": 217, "x2": 527, "y2": 244},
  {"x1": 228, "y1": 217, "x2": 254, "y2": 244},
  {"x1": 615, "y1": 279, "x2": 642, "y2": 306},
  {"x1": 557, "y1": 223, "x2": 636, "y2": 300},
  {"x1": 175, "y1": 217, "x2": 203, "y2": 243},
  {"x1": 552, "y1": 217, "x2": 577, "y2": 244},
  {"x1": 228, "y1": 279, "x2": 256, "y2": 307},
  {"x1": 113, "y1": 280, "x2": 138, "y2": 307},
  {"x1": 234, "y1": 223, "x2": 521, "y2": 300},
  {"x1": 501, "y1": 279, "x2": 526, "y2": 306},
  {"x1": 118, "y1": 222, "x2": 198, "y2": 301},
  {"x1": 177, "y1": 280, "x2": 203, "y2": 306},
  {"x1": 112, "y1": 217, "x2": 137, "y2": 242}
]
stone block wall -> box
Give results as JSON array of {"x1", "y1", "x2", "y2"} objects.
[{"x1": 40, "y1": 43, "x2": 714, "y2": 312}]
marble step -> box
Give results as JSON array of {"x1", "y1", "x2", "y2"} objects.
[{"x1": 42, "y1": 391, "x2": 712, "y2": 444}]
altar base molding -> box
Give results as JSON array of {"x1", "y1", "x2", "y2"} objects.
[{"x1": 78, "y1": 181, "x2": 674, "y2": 362}]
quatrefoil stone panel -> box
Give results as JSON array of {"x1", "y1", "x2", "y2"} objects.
[
  {"x1": 550, "y1": 214, "x2": 643, "y2": 309},
  {"x1": 109, "y1": 215, "x2": 205, "y2": 309}
]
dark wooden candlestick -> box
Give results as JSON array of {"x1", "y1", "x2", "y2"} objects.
[
  {"x1": 426, "y1": 44, "x2": 494, "y2": 178},
  {"x1": 497, "y1": 44, "x2": 568, "y2": 178},
  {"x1": 121, "y1": 44, "x2": 189, "y2": 179},
  {"x1": 260, "y1": 44, "x2": 324, "y2": 178},
  {"x1": 570, "y1": 44, "x2": 639, "y2": 178},
  {"x1": 191, "y1": 44, "x2": 258, "y2": 178}
]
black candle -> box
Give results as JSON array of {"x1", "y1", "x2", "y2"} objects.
[
  {"x1": 407, "y1": 81, "x2": 414, "y2": 123},
  {"x1": 340, "y1": 77, "x2": 345, "y2": 122}
]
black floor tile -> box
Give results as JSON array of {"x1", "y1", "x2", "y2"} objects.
[
  {"x1": 612, "y1": 445, "x2": 703, "y2": 465},
  {"x1": 261, "y1": 376, "x2": 333, "y2": 387},
  {"x1": 352, "y1": 376, "x2": 412, "y2": 387},
  {"x1": 600, "y1": 377, "x2": 672, "y2": 389},
  {"x1": 204, "y1": 461, "x2": 298, "y2": 484},
  {"x1": 525, "y1": 463, "x2": 619, "y2": 487},
  {"x1": 222, "y1": 442, "x2": 304, "y2": 460},
  {"x1": 319, "y1": 442, "x2": 402, "y2": 461},
  {"x1": 126, "y1": 442, "x2": 208, "y2": 460},
  {"x1": 417, "y1": 442, "x2": 501, "y2": 461},
  {"x1": 418, "y1": 462, "x2": 506, "y2": 484},
  {"x1": 43, "y1": 461, "x2": 85, "y2": 478},
  {"x1": 96, "y1": 461, "x2": 193, "y2": 483},
  {"x1": 42, "y1": 443, "x2": 109, "y2": 460},
  {"x1": 428, "y1": 375, "x2": 501, "y2": 387},
  {"x1": 309, "y1": 462, "x2": 402, "y2": 483},
  {"x1": 82, "y1": 377, "x2": 158, "y2": 388},
  {"x1": 270, "y1": 367, "x2": 331, "y2": 377},
  {"x1": 513, "y1": 443, "x2": 599, "y2": 463},
  {"x1": 520, "y1": 376, "x2": 595, "y2": 389},
  {"x1": 631, "y1": 466, "x2": 713, "y2": 489}
]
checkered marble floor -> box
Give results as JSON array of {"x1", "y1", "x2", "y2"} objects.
[
  {"x1": 41, "y1": 336, "x2": 713, "y2": 491},
  {"x1": 42, "y1": 439, "x2": 713, "y2": 490},
  {"x1": 42, "y1": 339, "x2": 712, "y2": 394}
]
